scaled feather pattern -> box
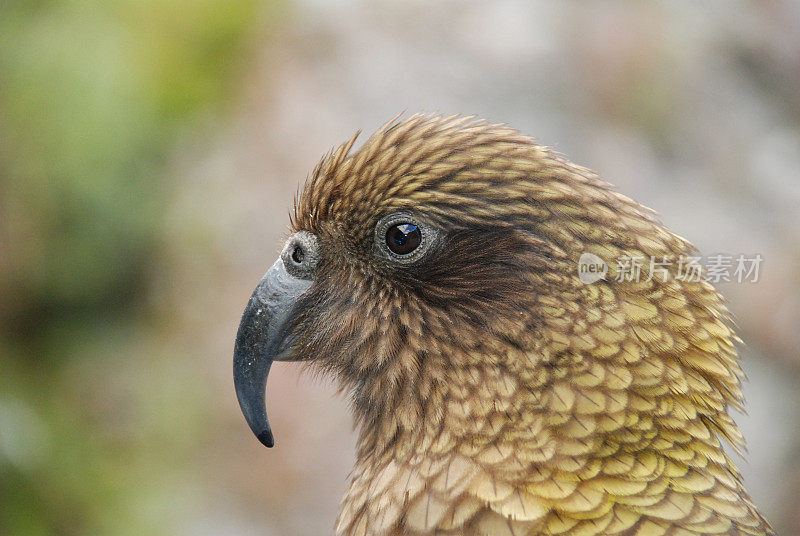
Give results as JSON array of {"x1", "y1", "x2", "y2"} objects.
[{"x1": 251, "y1": 114, "x2": 775, "y2": 536}]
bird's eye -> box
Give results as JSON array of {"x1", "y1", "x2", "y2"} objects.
[
  {"x1": 385, "y1": 223, "x2": 421, "y2": 255},
  {"x1": 375, "y1": 212, "x2": 434, "y2": 263}
]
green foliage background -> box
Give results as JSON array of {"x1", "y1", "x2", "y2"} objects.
[{"x1": 0, "y1": 1, "x2": 284, "y2": 534}]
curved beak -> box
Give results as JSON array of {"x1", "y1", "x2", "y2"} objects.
[{"x1": 233, "y1": 258, "x2": 312, "y2": 448}]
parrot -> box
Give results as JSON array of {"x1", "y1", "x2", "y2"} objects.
[{"x1": 233, "y1": 114, "x2": 775, "y2": 536}]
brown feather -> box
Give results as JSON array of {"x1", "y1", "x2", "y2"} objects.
[{"x1": 288, "y1": 114, "x2": 774, "y2": 536}]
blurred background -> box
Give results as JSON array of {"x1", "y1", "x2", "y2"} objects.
[{"x1": 1, "y1": 0, "x2": 799, "y2": 534}]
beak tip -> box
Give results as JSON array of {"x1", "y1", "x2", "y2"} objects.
[{"x1": 257, "y1": 429, "x2": 275, "y2": 448}]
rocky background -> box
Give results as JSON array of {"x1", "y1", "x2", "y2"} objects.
[{"x1": 2, "y1": 1, "x2": 799, "y2": 534}]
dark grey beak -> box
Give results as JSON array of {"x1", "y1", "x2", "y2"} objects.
[{"x1": 233, "y1": 257, "x2": 312, "y2": 448}]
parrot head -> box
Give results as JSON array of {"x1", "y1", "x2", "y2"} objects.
[{"x1": 233, "y1": 114, "x2": 771, "y2": 536}]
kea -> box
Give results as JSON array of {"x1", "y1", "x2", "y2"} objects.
[{"x1": 233, "y1": 114, "x2": 775, "y2": 536}]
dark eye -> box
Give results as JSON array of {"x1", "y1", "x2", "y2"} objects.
[{"x1": 385, "y1": 222, "x2": 421, "y2": 255}]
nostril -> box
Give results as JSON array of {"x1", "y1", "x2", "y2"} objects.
[
  {"x1": 291, "y1": 245, "x2": 305, "y2": 264},
  {"x1": 282, "y1": 231, "x2": 319, "y2": 279}
]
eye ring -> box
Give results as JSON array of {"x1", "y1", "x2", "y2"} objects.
[{"x1": 374, "y1": 212, "x2": 434, "y2": 263}]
